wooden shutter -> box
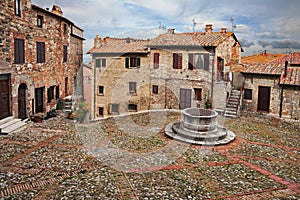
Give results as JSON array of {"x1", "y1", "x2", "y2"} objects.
[
  {"x1": 136, "y1": 57, "x2": 141, "y2": 68},
  {"x1": 204, "y1": 54, "x2": 209, "y2": 71},
  {"x1": 125, "y1": 57, "x2": 129, "y2": 68},
  {"x1": 154, "y1": 53, "x2": 159, "y2": 69},
  {"x1": 14, "y1": 38, "x2": 24, "y2": 64},
  {"x1": 188, "y1": 54, "x2": 194, "y2": 70}
]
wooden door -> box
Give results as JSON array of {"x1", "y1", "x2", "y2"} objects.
[
  {"x1": 0, "y1": 78, "x2": 10, "y2": 119},
  {"x1": 18, "y1": 83, "x2": 27, "y2": 119},
  {"x1": 180, "y1": 88, "x2": 191, "y2": 109},
  {"x1": 257, "y1": 86, "x2": 270, "y2": 112},
  {"x1": 35, "y1": 87, "x2": 44, "y2": 113}
]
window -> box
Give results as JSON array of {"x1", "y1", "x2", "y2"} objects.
[
  {"x1": 173, "y1": 53, "x2": 182, "y2": 69},
  {"x1": 37, "y1": 15, "x2": 43, "y2": 27},
  {"x1": 125, "y1": 57, "x2": 140, "y2": 68},
  {"x1": 110, "y1": 104, "x2": 119, "y2": 114},
  {"x1": 194, "y1": 88, "x2": 202, "y2": 100},
  {"x1": 128, "y1": 104, "x2": 137, "y2": 112},
  {"x1": 55, "y1": 85, "x2": 59, "y2": 99},
  {"x1": 129, "y1": 82, "x2": 137, "y2": 94},
  {"x1": 95, "y1": 58, "x2": 106, "y2": 68},
  {"x1": 152, "y1": 85, "x2": 158, "y2": 94},
  {"x1": 98, "y1": 107, "x2": 104, "y2": 116},
  {"x1": 36, "y1": 42, "x2": 45, "y2": 63},
  {"x1": 188, "y1": 53, "x2": 209, "y2": 70},
  {"x1": 244, "y1": 89, "x2": 252, "y2": 100},
  {"x1": 15, "y1": 0, "x2": 21, "y2": 16},
  {"x1": 154, "y1": 53, "x2": 159, "y2": 69},
  {"x1": 98, "y1": 86, "x2": 104, "y2": 95},
  {"x1": 63, "y1": 45, "x2": 67, "y2": 62},
  {"x1": 47, "y1": 86, "x2": 55, "y2": 103},
  {"x1": 14, "y1": 38, "x2": 25, "y2": 64},
  {"x1": 63, "y1": 24, "x2": 67, "y2": 35}
]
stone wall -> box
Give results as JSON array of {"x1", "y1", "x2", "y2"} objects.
[{"x1": 0, "y1": 0, "x2": 83, "y2": 119}]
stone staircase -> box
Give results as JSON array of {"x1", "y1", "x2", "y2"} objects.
[
  {"x1": 224, "y1": 89, "x2": 241, "y2": 118},
  {"x1": 63, "y1": 96, "x2": 74, "y2": 113},
  {"x1": 0, "y1": 116, "x2": 27, "y2": 135}
]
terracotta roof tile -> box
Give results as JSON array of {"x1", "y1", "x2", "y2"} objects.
[
  {"x1": 148, "y1": 32, "x2": 234, "y2": 47},
  {"x1": 88, "y1": 37, "x2": 148, "y2": 54},
  {"x1": 242, "y1": 52, "x2": 300, "y2": 86},
  {"x1": 242, "y1": 53, "x2": 285, "y2": 64}
]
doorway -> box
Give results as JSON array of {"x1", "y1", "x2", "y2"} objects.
[
  {"x1": 0, "y1": 75, "x2": 10, "y2": 119},
  {"x1": 180, "y1": 88, "x2": 191, "y2": 109},
  {"x1": 18, "y1": 83, "x2": 27, "y2": 119},
  {"x1": 257, "y1": 86, "x2": 270, "y2": 112},
  {"x1": 35, "y1": 87, "x2": 44, "y2": 113}
]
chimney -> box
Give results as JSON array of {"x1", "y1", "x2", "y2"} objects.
[
  {"x1": 205, "y1": 24, "x2": 213, "y2": 34},
  {"x1": 284, "y1": 61, "x2": 288, "y2": 77},
  {"x1": 167, "y1": 28, "x2": 175, "y2": 34},
  {"x1": 94, "y1": 35, "x2": 101, "y2": 48},
  {"x1": 51, "y1": 5, "x2": 63, "y2": 16},
  {"x1": 221, "y1": 28, "x2": 227, "y2": 34}
]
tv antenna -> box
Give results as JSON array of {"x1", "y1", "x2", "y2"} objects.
[
  {"x1": 192, "y1": 19, "x2": 196, "y2": 32},
  {"x1": 158, "y1": 22, "x2": 166, "y2": 30},
  {"x1": 228, "y1": 17, "x2": 242, "y2": 32}
]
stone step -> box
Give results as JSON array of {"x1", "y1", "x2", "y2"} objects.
[
  {"x1": 224, "y1": 113, "x2": 237, "y2": 118},
  {"x1": 0, "y1": 118, "x2": 27, "y2": 135},
  {"x1": 226, "y1": 108, "x2": 237, "y2": 112},
  {"x1": 0, "y1": 118, "x2": 21, "y2": 129},
  {"x1": 0, "y1": 116, "x2": 14, "y2": 126}
]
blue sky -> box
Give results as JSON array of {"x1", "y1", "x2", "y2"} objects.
[{"x1": 31, "y1": 0, "x2": 300, "y2": 63}]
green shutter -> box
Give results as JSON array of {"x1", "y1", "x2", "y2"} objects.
[
  {"x1": 136, "y1": 57, "x2": 141, "y2": 68},
  {"x1": 125, "y1": 57, "x2": 129, "y2": 68}
]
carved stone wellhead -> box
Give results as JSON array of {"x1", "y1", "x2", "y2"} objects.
[{"x1": 165, "y1": 108, "x2": 235, "y2": 145}]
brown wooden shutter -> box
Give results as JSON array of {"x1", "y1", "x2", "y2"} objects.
[
  {"x1": 154, "y1": 53, "x2": 159, "y2": 69},
  {"x1": 188, "y1": 53, "x2": 194, "y2": 70}
]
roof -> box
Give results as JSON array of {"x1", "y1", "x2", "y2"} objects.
[
  {"x1": 280, "y1": 67, "x2": 300, "y2": 86},
  {"x1": 148, "y1": 32, "x2": 237, "y2": 47},
  {"x1": 242, "y1": 53, "x2": 285, "y2": 64},
  {"x1": 242, "y1": 52, "x2": 300, "y2": 86},
  {"x1": 88, "y1": 37, "x2": 149, "y2": 54}
]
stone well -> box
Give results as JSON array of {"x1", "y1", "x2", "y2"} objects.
[{"x1": 165, "y1": 108, "x2": 235, "y2": 145}]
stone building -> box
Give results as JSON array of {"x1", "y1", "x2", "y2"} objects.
[
  {"x1": 88, "y1": 25, "x2": 243, "y2": 119},
  {"x1": 241, "y1": 52, "x2": 300, "y2": 119},
  {"x1": 0, "y1": 0, "x2": 84, "y2": 120}
]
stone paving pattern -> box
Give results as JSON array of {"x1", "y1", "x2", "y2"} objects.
[{"x1": 0, "y1": 111, "x2": 299, "y2": 199}]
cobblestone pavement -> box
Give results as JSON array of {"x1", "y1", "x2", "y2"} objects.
[{"x1": 0, "y1": 110, "x2": 299, "y2": 199}]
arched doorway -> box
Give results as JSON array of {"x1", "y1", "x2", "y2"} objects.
[{"x1": 18, "y1": 83, "x2": 27, "y2": 120}]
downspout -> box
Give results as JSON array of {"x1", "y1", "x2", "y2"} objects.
[
  {"x1": 279, "y1": 61, "x2": 288, "y2": 118},
  {"x1": 210, "y1": 50, "x2": 215, "y2": 109},
  {"x1": 93, "y1": 56, "x2": 96, "y2": 119}
]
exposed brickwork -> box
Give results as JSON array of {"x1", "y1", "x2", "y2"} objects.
[{"x1": 0, "y1": 0, "x2": 83, "y2": 119}]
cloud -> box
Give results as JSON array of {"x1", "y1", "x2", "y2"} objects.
[
  {"x1": 258, "y1": 39, "x2": 300, "y2": 49},
  {"x1": 239, "y1": 39, "x2": 255, "y2": 48}
]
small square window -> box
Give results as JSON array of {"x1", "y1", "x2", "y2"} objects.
[
  {"x1": 129, "y1": 82, "x2": 137, "y2": 95},
  {"x1": 37, "y1": 15, "x2": 43, "y2": 27},
  {"x1": 152, "y1": 85, "x2": 158, "y2": 94},
  {"x1": 98, "y1": 107, "x2": 104, "y2": 117},
  {"x1": 95, "y1": 58, "x2": 106, "y2": 68},
  {"x1": 244, "y1": 89, "x2": 252, "y2": 100},
  {"x1": 98, "y1": 86, "x2": 104, "y2": 95},
  {"x1": 110, "y1": 104, "x2": 119, "y2": 114},
  {"x1": 128, "y1": 104, "x2": 137, "y2": 112}
]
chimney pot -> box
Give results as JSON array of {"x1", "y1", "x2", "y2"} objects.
[
  {"x1": 167, "y1": 28, "x2": 175, "y2": 34},
  {"x1": 94, "y1": 35, "x2": 101, "y2": 48},
  {"x1": 205, "y1": 24, "x2": 213, "y2": 34},
  {"x1": 284, "y1": 61, "x2": 288, "y2": 77},
  {"x1": 221, "y1": 28, "x2": 227, "y2": 33}
]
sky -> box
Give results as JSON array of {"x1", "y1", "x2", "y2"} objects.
[{"x1": 31, "y1": 0, "x2": 300, "y2": 64}]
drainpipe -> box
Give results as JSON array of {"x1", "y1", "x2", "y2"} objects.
[
  {"x1": 210, "y1": 50, "x2": 215, "y2": 109},
  {"x1": 279, "y1": 86, "x2": 284, "y2": 118},
  {"x1": 279, "y1": 61, "x2": 289, "y2": 118},
  {"x1": 93, "y1": 56, "x2": 96, "y2": 119}
]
